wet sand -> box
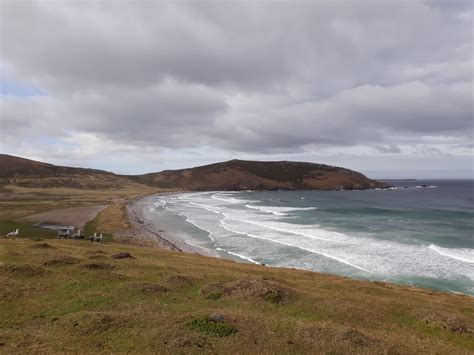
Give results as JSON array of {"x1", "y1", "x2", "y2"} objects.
[{"x1": 120, "y1": 195, "x2": 213, "y2": 256}]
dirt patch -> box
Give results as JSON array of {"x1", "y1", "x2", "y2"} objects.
[
  {"x1": 2, "y1": 264, "x2": 49, "y2": 277},
  {"x1": 223, "y1": 278, "x2": 293, "y2": 304},
  {"x1": 83, "y1": 262, "x2": 116, "y2": 270},
  {"x1": 32, "y1": 242, "x2": 53, "y2": 249},
  {"x1": 43, "y1": 255, "x2": 80, "y2": 266},
  {"x1": 128, "y1": 282, "x2": 170, "y2": 294}
]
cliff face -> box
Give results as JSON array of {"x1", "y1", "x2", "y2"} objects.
[
  {"x1": 0, "y1": 155, "x2": 390, "y2": 191},
  {"x1": 130, "y1": 159, "x2": 391, "y2": 191}
]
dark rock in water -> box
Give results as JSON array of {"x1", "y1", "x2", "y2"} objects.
[
  {"x1": 208, "y1": 313, "x2": 225, "y2": 323},
  {"x1": 112, "y1": 252, "x2": 133, "y2": 259}
]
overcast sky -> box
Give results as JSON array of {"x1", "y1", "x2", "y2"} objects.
[{"x1": 0, "y1": 0, "x2": 472, "y2": 178}]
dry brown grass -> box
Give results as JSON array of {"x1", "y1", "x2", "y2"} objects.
[
  {"x1": 1, "y1": 237, "x2": 473, "y2": 353},
  {"x1": 91, "y1": 203, "x2": 131, "y2": 232}
]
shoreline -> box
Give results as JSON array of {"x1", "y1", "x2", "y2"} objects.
[
  {"x1": 124, "y1": 193, "x2": 215, "y2": 257},
  {"x1": 124, "y1": 190, "x2": 474, "y2": 297}
]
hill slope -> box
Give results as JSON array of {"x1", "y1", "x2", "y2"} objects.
[
  {"x1": 0, "y1": 154, "x2": 146, "y2": 190},
  {"x1": 0, "y1": 155, "x2": 390, "y2": 191},
  {"x1": 130, "y1": 159, "x2": 390, "y2": 190},
  {"x1": 1, "y1": 237, "x2": 472, "y2": 353}
]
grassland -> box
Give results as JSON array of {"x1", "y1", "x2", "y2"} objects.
[
  {"x1": 0, "y1": 184, "x2": 473, "y2": 353},
  {"x1": 1, "y1": 236, "x2": 473, "y2": 353}
]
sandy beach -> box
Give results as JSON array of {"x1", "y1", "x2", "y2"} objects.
[{"x1": 121, "y1": 194, "x2": 214, "y2": 257}]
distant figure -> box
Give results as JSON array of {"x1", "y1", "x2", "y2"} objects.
[
  {"x1": 95, "y1": 233, "x2": 103, "y2": 242},
  {"x1": 6, "y1": 228, "x2": 19, "y2": 237},
  {"x1": 72, "y1": 229, "x2": 83, "y2": 239}
]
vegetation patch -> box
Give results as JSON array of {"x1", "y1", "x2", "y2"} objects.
[
  {"x1": 186, "y1": 317, "x2": 237, "y2": 337},
  {"x1": 205, "y1": 291, "x2": 223, "y2": 300},
  {"x1": 43, "y1": 255, "x2": 80, "y2": 266},
  {"x1": 63, "y1": 311, "x2": 124, "y2": 335},
  {"x1": 2, "y1": 264, "x2": 49, "y2": 277},
  {"x1": 112, "y1": 252, "x2": 133, "y2": 259},
  {"x1": 201, "y1": 282, "x2": 224, "y2": 300},
  {"x1": 83, "y1": 262, "x2": 116, "y2": 270},
  {"x1": 421, "y1": 313, "x2": 473, "y2": 334},
  {"x1": 89, "y1": 254, "x2": 108, "y2": 260},
  {"x1": 169, "y1": 335, "x2": 210, "y2": 348},
  {"x1": 223, "y1": 278, "x2": 293, "y2": 304},
  {"x1": 129, "y1": 282, "x2": 170, "y2": 294},
  {"x1": 335, "y1": 328, "x2": 374, "y2": 347},
  {"x1": 31, "y1": 242, "x2": 53, "y2": 249},
  {"x1": 262, "y1": 290, "x2": 284, "y2": 304},
  {"x1": 165, "y1": 275, "x2": 198, "y2": 289}
]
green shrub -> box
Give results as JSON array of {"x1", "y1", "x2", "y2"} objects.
[
  {"x1": 186, "y1": 317, "x2": 237, "y2": 337},
  {"x1": 205, "y1": 291, "x2": 223, "y2": 300},
  {"x1": 263, "y1": 291, "x2": 283, "y2": 304}
]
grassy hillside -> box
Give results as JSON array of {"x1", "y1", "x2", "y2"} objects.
[
  {"x1": 131, "y1": 159, "x2": 390, "y2": 191},
  {"x1": 1, "y1": 154, "x2": 390, "y2": 191},
  {"x1": 0, "y1": 154, "x2": 152, "y2": 190},
  {"x1": 1, "y1": 236, "x2": 473, "y2": 353}
]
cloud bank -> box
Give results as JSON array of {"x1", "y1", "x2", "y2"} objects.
[{"x1": 1, "y1": 0, "x2": 472, "y2": 176}]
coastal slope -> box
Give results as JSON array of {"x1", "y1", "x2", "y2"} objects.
[
  {"x1": 130, "y1": 159, "x2": 390, "y2": 190},
  {"x1": 0, "y1": 154, "x2": 149, "y2": 190},
  {"x1": 1, "y1": 237, "x2": 472, "y2": 353},
  {"x1": 0, "y1": 155, "x2": 389, "y2": 191}
]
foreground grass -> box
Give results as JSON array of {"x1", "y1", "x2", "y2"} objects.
[{"x1": 1, "y1": 237, "x2": 473, "y2": 353}]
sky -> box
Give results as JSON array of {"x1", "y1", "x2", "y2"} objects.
[{"x1": 0, "y1": 0, "x2": 472, "y2": 178}]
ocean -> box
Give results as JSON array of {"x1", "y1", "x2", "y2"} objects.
[{"x1": 141, "y1": 180, "x2": 474, "y2": 295}]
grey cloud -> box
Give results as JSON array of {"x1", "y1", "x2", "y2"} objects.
[{"x1": 0, "y1": 0, "x2": 472, "y2": 163}]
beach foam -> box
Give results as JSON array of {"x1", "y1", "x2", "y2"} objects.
[
  {"x1": 149, "y1": 189, "x2": 474, "y2": 294},
  {"x1": 429, "y1": 244, "x2": 474, "y2": 264},
  {"x1": 245, "y1": 204, "x2": 318, "y2": 216}
]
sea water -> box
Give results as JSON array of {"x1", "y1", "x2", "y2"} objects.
[{"x1": 142, "y1": 180, "x2": 474, "y2": 295}]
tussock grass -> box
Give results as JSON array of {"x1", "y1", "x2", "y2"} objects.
[{"x1": 1, "y1": 237, "x2": 473, "y2": 353}]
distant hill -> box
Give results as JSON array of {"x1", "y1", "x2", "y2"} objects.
[
  {"x1": 0, "y1": 154, "x2": 390, "y2": 191},
  {"x1": 130, "y1": 159, "x2": 390, "y2": 190},
  {"x1": 0, "y1": 154, "x2": 139, "y2": 189}
]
